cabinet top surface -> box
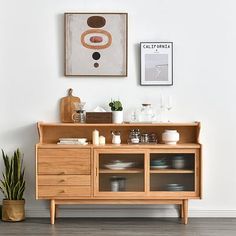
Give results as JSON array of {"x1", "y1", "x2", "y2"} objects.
[
  {"x1": 38, "y1": 121, "x2": 200, "y2": 127},
  {"x1": 36, "y1": 143, "x2": 201, "y2": 149}
]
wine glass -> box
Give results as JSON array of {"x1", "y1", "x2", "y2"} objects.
[
  {"x1": 159, "y1": 95, "x2": 166, "y2": 122},
  {"x1": 166, "y1": 96, "x2": 173, "y2": 122}
]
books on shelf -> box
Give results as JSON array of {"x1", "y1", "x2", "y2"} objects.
[
  {"x1": 59, "y1": 138, "x2": 82, "y2": 141},
  {"x1": 57, "y1": 138, "x2": 88, "y2": 145}
]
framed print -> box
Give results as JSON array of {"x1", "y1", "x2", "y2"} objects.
[
  {"x1": 65, "y1": 13, "x2": 128, "y2": 76},
  {"x1": 140, "y1": 42, "x2": 173, "y2": 86}
]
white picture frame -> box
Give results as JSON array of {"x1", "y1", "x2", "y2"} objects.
[{"x1": 140, "y1": 42, "x2": 173, "y2": 86}]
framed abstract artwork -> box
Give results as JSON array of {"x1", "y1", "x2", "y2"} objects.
[
  {"x1": 140, "y1": 42, "x2": 173, "y2": 86},
  {"x1": 64, "y1": 13, "x2": 128, "y2": 76}
]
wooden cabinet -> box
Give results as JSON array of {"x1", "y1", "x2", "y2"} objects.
[{"x1": 36, "y1": 122, "x2": 202, "y2": 224}]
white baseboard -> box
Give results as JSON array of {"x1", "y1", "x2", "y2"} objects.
[{"x1": 26, "y1": 207, "x2": 236, "y2": 218}]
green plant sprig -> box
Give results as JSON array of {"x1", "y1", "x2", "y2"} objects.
[{"x1": 109, "y1": 100, "x2": 123, "y2": 111}]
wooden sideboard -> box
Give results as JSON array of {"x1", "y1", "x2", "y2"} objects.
[{"x1": 36, "y1": 122, "x2": 202, "y2": 224}]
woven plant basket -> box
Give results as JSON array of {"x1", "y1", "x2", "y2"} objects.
[{"x1": 2, "y1": 200, "x2": 25, "y2": 222}]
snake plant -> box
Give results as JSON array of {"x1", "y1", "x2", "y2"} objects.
[{"x1": 0, "y1": 149, "x2": 25, "y2": 200}]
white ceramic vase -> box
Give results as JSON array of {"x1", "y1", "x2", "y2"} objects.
[
  {"x1": 162, "y1": 130, "x2": 180, "y2": 145},
  {"x1": 112, "y1": 111, "x2": 123, "y2": 124}
]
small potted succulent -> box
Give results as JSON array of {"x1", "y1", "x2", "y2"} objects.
[
  {"x1": 0, "y1": 149, "x2": 25, "y2": 222},
  {"x1": 109, "y1": 100, "x2": 123, "y2": 124}
]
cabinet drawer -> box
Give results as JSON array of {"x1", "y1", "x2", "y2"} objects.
[
  {"x1": 38, "y1": 186, "x2": 91, "y2": 198},
  {"x1": 38, "y1": 175, "x2": 91, "y2": 186},
  {"x1": 37, "y1": 149, "x2": 90, "y2": 174},
  {"x1": 38, "y1": 149, "x2": 90, "y2": 157}
]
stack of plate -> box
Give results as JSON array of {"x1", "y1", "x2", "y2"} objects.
[
  {"x1": 165, "y1": 184, "x2": 184, "y2": 191},
  {"x1": 105, "y1": 160, "x2": 135, "y2": 170},
  {"x1": 151, "y1": 159, "x2": 168, "y2": 169}
]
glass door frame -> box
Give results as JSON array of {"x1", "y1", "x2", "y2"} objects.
[
  {"x1": 93, "y1": 148, "x2": 149, "y2": 197},
  {"x1": 148, "y1": 148, "x2": 200, "y2": 198}
]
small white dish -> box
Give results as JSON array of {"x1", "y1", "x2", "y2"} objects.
[{"x1": 79, "y1": 142, "x2": 88, "y2": 145}]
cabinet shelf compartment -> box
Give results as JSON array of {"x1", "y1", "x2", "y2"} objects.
[
  {"x1": 150, "y1": 173, "x2": 195, "y2": 192},
  {"x1": 37, "y1": 122, "x2": 200, "y2": 144},
  {"x1": 99, "y1": 153, "x2": 144, "y2": 170},
  {"x1": 98, "y1": 153, "x2": 145, "y2": 192},
  {"x1": 150, "y1": 153, "x2": 195, "y2": 172},
  {"x1": 99, "y1": 173, "x2": 144, "y2": 192}
]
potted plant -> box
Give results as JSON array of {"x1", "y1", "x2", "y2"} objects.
[
  {"x1": 0, "y1": 149, "x2": 25, "y2": 222},
  {"x1": 109, "y1": 100, "x2": 123, "y2": 124}
]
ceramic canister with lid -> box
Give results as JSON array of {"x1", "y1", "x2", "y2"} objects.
[
  {"x1": 162, "y1": 130, "x2": 180, "y2": 145},
  {"x1": 172, "y1": 156, "x2": 185, "y2": 169},
  {"x1": 110, "y1": 176, "x2": 126, "y2": 191}
]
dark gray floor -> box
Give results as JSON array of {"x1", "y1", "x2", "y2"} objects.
[{"x1": 0, "y1": 218, "x2": 236, "y2": 236}]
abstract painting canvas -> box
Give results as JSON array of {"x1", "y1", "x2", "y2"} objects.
[
  {"x1": 140, "y1": 42, "x2": 173, "y2": 86},
  {"x1": 65, "y1": 13, "x2": 128, "y2": 76}
]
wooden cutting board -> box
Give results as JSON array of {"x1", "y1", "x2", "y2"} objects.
[{"x1": 60, "y1": 88, "x2": 80, "y2": 123}]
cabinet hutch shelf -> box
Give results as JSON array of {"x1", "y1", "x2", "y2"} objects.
[{"x1": 36, "y1": 122, "x2": 202, "y2": 224}]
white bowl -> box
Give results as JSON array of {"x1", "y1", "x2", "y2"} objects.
[{"x1": 162, "y1": 130, "x2": 180, "y2": 145}]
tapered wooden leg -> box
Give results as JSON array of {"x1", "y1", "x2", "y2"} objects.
[
  {"x1": 179, "y1": 204, "x2": 184, "y2": 218},
  {"x1": 182, "y1": 199, "x2": 188, "y2": 224},
  {"x1": 55, "y1": 204, "x2": 59, "y2": 218},
  {"x1": 50, "y1": 200, "x2": 55, "y2": 225}
]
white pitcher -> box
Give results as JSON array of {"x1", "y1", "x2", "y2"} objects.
[{"x1": 111, "y1": 131, "x2": 121, "y2": 144}]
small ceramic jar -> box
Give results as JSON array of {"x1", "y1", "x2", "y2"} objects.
[
  {"x1": 172, "y1": 156, "x2": 185, "y2": 169},
  {"x1": 162, "y1": 130, "x2": 180, "y2": 145},
  {"x1": 110, "y1": 176, "x2": 126, "y2": 192}
]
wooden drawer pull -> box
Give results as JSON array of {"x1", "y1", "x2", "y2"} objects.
[
  {"x1": 59, "y1": 190, "x2": 65, "y2": 194},
  {"x1": 59, "y1": 179, "x2": 65, "y2": 183}
]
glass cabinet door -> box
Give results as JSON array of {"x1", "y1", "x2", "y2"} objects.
[
  {"x1": 149, "y1": 150, "x2": 199, "y2": 195},
  {"x1": 94, "y1": 150, "x2": 146, "y2": 195}
]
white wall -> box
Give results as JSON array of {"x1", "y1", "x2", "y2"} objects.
[{"x1": 1, "y1": 0, "x2": 236, "y2": 217}]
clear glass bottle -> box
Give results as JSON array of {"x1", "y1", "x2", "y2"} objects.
[
  {"x1": 139, "y1": 104, "x2": 156, "y2": 122},
  {"x1": 141, "y1": 133, "x2": 149, "y2": 143},
  {"x1": 72, "y1": 102, "x2": 86, "y2": 123},
  {"x1": 128, "y1": 129, "x2": 141, "y2": 144}
]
